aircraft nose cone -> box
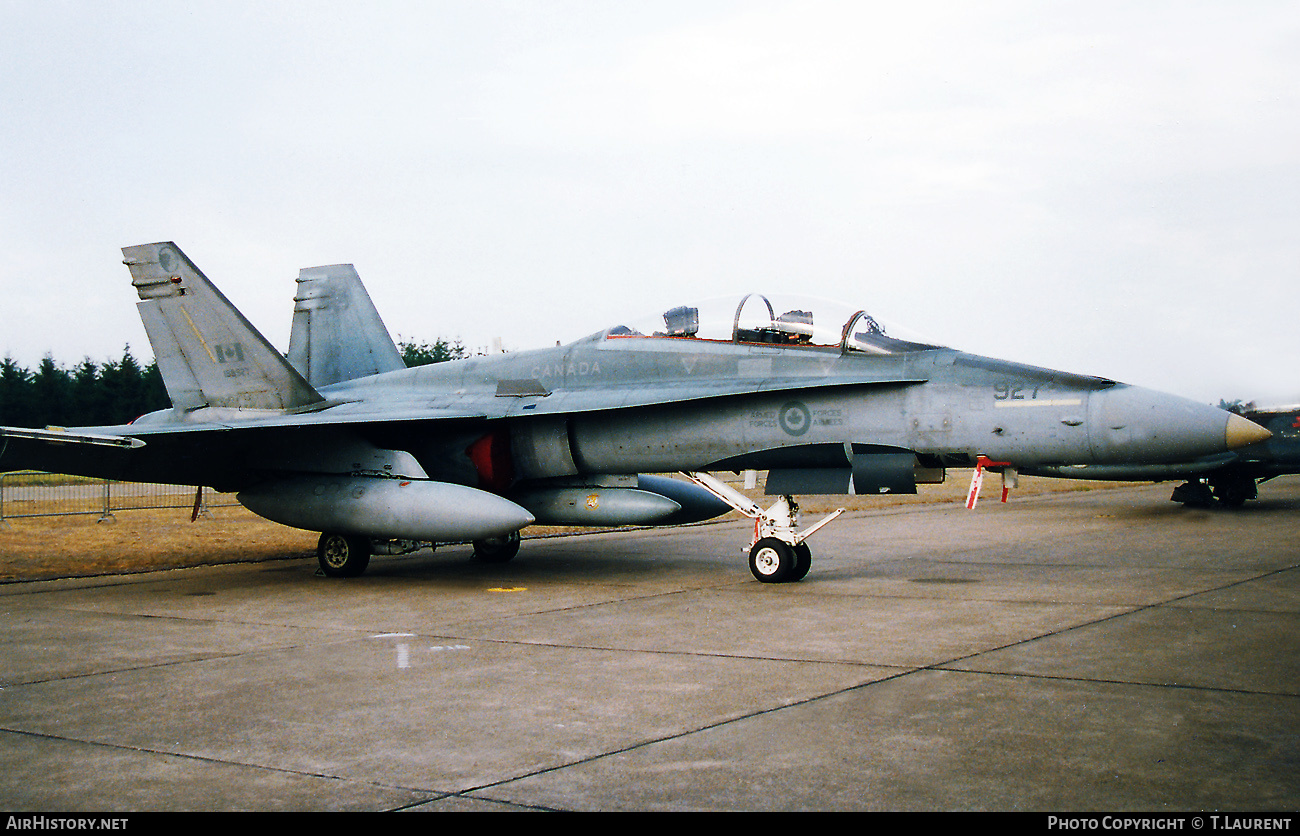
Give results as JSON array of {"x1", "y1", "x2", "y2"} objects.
[{"x1": 1225, "y1": 413, "x2": 1272, "y2": 449}]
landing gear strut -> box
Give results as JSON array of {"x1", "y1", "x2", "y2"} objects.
[{"x1": 685, "y1": 472, "x2": 843, "y2": 583}]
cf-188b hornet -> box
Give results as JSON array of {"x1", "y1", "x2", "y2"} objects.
[{"x1": 0, "y1": 243, "x2": 1271, "y2": 582}]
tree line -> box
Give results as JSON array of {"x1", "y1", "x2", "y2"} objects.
[
  {"x1": 1, "y1": 348, "x2": 166, "y2": 429},
  {"x1": 1, "y1": 338, "x2": 467, "y2": 430}
]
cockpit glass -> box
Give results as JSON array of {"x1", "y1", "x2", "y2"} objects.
[{"x1": 600, "y1": 294, "x2": 943, "y2": 355}]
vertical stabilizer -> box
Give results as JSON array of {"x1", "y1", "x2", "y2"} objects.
[
  {"x1": 287, "y1": 264, "x2": 405, "y2": 388},
  {"x1": 122, "y1": 242, "x2": 324, "y2": 411}
]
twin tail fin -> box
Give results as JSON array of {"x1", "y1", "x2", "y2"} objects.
[
  {"x1": 286, "y1": 264, "x2": 405, "y2": 388},
  {"x1": 122, "y1": 242, "x2": 324, "y2": 411}
]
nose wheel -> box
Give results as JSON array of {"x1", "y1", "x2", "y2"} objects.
[
  {"x1": 686, "y1": 472, "x2": 841, "y2": 584},
  {"x1": 748, "y1": 538, "x2": 813, "y2": 583},
  {"x1": 749, "y1": 538, "x2": 793, "y2": 582},
  {"x1": 790, "y1": 542, "x2": 812, "y2": 582}
]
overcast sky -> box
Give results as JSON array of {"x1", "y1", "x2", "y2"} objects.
[{"x1": 2, "y1": 0, "x2": 1297, "y2": 406}]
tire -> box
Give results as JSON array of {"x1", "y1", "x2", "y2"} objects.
[
  {"x1": 317, "y1": 532, "x2": 372, "y2": 578},
  {"x1": 472, "y1": 530, "x2": 521, "y2": 563},
  {"x1": 749, "y1": 537, "x2": 795, "y2": 583},
  {"x1": 1211, "y1": 475, "x2": 1255, "y2": 508},
  {"x1": 786, "y1": 542, "x2": 812, "y2": 582},
  {"x1": 1171, "y1": 480, "x2": 1214, "y2": 507}
]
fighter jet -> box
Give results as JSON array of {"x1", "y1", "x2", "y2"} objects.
[
  {"x1": 1025, "y1": 403, "x2": 1299, "y2": 507},
  {"x1": 0, "y1": 242, "x2": 1272, "y2": 582}
]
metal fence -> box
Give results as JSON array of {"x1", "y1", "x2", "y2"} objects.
[{"x1": 0, "y1": 471, "x2": 239, "y2": 523}]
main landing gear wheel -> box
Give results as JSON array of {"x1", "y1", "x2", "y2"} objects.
[
  {"x1": 1171, "y1": 479, "x2": 1214, "y2": 507},
  {"x1": 750, "y1": 537, "x2": 798, "y2": 583},
  {"x1": 1211, "y1": 474, "x2": 1256, "y2": 508},
  {"x1": 317, "y1": 532, "x2": 371, "y2": 578},
  {"x1": 472, "y1": 530, "x2": 521, "y2": 563}
]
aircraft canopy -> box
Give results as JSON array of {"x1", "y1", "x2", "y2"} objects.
[{"x1": 601, "y1": 293, "x2": 944, "y2": 355}]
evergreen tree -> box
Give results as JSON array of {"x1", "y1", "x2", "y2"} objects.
[
  {"x1": 143, "y1": 360, "x2": 167, "y2": 410},
  {"x1": 70, "y1": 358, "x2": 105, "y2": 425},
  {"x1": 32, "y1": 356, "x2": 72, "y2": 428},
  {"x1": 399, "y1": 337, "x2": 468, "y2": 367},
  {"x1": 99, "y1": 346, "x2": 147, "y2": 424},
  {"x1": 0, "y1": 355, "x2": 35, "y2": 427},
  {"x1": 1, "y1": 338, "x2": 461, "y2": 430}
]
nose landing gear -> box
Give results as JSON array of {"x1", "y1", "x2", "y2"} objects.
[{"x1": 684, "y1": 472, "x2": 843, "y2": 583}]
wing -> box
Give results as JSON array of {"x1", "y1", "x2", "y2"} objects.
[{"x1": 0, "y1": 427, "x2": 146, "y2": 482}]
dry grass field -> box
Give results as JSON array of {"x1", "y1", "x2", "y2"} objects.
[
  {"x1": 0, "y1": 505, "x2": 320, "y2": 583},
  {"x1": 0, "y1": 472, "x2": 1140, "y2": 583}
]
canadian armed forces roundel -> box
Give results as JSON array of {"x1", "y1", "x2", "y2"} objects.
[{"x1": 779, "y1": 401, "x2": 811, "y2": 436}]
